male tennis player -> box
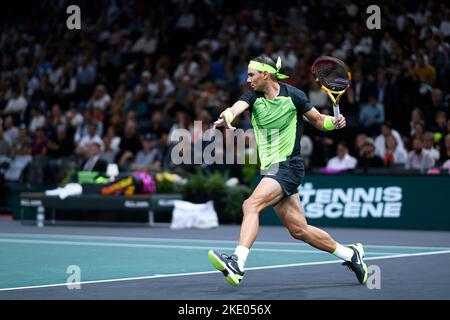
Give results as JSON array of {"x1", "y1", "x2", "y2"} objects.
[{"x1": 208, "y1": 55, "x2": 368, "y2": 286}]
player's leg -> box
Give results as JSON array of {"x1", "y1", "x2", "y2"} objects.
[
  {"x1": 238, "y1": 177, "x2": 285, "y2": 249},
  {"x1": 208, "y1": 177, "x2": 285, "y2": 286},
  {"x1": 274, "y1": 193, "x2": 337, "y2": 252},
  {"x1": 274, "y1": 193, "x2": 368, "y2": 284}
]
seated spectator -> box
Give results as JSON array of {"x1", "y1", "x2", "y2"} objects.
[
  {"x1": 101, "y1": 126, "x2": 121, "y2": 164},
  {"x1": 0, "y1": 127, "x2": 12, "y2": 159},
  {"x1": 31, "y1": 128, "x2": 48, "y2": 156},
  {"x1": 3, "y1": 116, "x2": 19, "y2": 146},
  {"x1": 439, "y1": 133, "x2": 450, "y2": 164},
  {"x1": 0, "y1": 127, "x2": 12, "y2": 178},
  {"x1": 11, "y1": 124, "x2": 32, "y2": 158},
  {"x1": 383, "y1": 134, "x2": 408, "y2": 167},
  {"x1": 81, "y1": 142, "x2": 108, "y2": 173},
  {"x1": 414, "y1": 53, "x2": 436, "y2": 86},
  {"x1": 65, "y1": 103, "x2": 84, "y2": 128},
  {"x1": 325, "y1": 142, "x2": 357, "y2": 172},
  {"x1": 2, "y1": 87, "x2": 28, "y2": 122},
  {"x1": 86, "y1": 84, "x2": 111, "y2": 112},
  {"x1": 409, "y1": 108, "x2": 426, "y2": 137},
  {"x1": 47, "y1": 125, "x2": 75, "y2": 159},
  {"x1": 116, "y1": 121, "x2": 141, "y2": 169},
  {"x1": 4, "y1": 142, "x2": 33, "y2": 183},
  {"x1": 75, "y1": 122, "x2": 104, "y2": 157},
  {"x1": 356, "y1": 138, "x2": 385, "y2": 170},
  {"x1": 308, "y1": 77, "x2": 329, "y2": 110},
  {"x1": 300, "y1": 134, "x2": 313, "y2": 170},
  {"x1": 359, "y1": 95, "x2": 385, "y2": 136},
  {"x1": 353, "y1": 133, "x2": 367, "y2": 159},
  {"x1": 405, "y1": 137, "x2": 435, "y2": 170},
  {"x1": 428, "y1": 110, "x2": 447, "y2": 137},
  {"x1": 28, "y1": 107, "x2": 46, "y2": 134},
  {"x1": 422, "y1": 131, "x2": 440, "y2": 162},
  {"x1": 374, "y1": 121, "x2": 405, "y2": 157},
  {"x1": 132, "y1": 29, "x2": 159, "y2": 55},
  {"x1": 130, "y1": 134, "x2": 162, "y2": 172}
]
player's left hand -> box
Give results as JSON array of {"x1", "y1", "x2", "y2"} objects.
[{"x1": 333, "y1": 114, "x2": 346, "y2": 129}]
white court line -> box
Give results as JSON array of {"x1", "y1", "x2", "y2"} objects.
[
  {"x1": 1, "y1": 232, "x2": 449, "y2": 251},
  {"x1": 1, "y1": 249, "x2": 450, "y2": 292},
  {"x1": 0, "y1": 238, "x2": 400, "y2": 255}
]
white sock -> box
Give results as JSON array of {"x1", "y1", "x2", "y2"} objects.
[
  {"x1": 233, "y1": 245, "x2": 249, "y2": 271},
  {"x1": 332, "y1": 243, "x2": 354, "y2": 261}
]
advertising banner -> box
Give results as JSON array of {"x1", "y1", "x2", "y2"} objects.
[{"x1": 260, "y1": 175, "x2": 450, "y2": 230}]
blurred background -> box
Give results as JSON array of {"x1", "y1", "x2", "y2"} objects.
[{"x1": 0, "y1": 0, "x2": 449, "y2": 227}]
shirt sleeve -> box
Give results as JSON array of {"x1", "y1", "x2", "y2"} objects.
[
  {"x1": 290, "y1": 87, "x2": 313, "y2": 114},
  {"x1": 238, "y1": 90, "x2": 257, "y2": 112}
]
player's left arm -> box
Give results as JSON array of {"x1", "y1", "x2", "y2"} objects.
[{"x1": 304, "y1": 107, "x2": 346, "y2": 131}]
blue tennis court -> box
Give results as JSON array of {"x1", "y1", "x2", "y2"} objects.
[{"x1": 1, "y1": 222, "x2": 449, "y2": 299}]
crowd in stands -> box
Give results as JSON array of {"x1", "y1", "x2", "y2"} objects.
[{"x1": 0, "y1": 0, "x2": 449, "y2": 186}]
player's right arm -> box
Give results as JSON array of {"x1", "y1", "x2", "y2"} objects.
[{"x1": 213, "y1": 100, "x2": 249, "y2": 131}]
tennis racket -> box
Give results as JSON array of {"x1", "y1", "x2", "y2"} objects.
[{"x1": 311, "y1": 56, "x2": 351, "y2": 119}]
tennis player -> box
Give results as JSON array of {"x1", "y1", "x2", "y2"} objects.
[{"x1": 208, "y1": 55, "x2": 368, "y2": 286}]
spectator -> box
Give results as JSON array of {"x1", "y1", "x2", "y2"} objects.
[
  {"x1": 308, "y1": 77, "x2": 329, "y2": 110},
  {"x1": 2, "y1": 87, "x2": 27, "y2": 121},
  {"x1": 75, "y1": 122, "x2": 104, "y2": 157},
  {"x1": 428, "y1": 110, "x2": 447, "y2": 136},
  {"x1": 0, "y1": 127, "x2": 11, "y2": 158},
  {"x1": 359, "y1": 95, "x2": 385, "y2": 136},
  {"x1": 411, "y1": 122, "x2": 426, "y2": 142},
  {"x1": 405, "y1": 137, "x2": 435, "y2": 170},
  {"x1": 31, "y1": 128, "x2": 48, "y2": 156},
  {"x1": 423, "y1": 131, "x2": 440, "y2": 162},
  {"x1": 300, "y1": 134, "x2": 313, "y2": 170},
  {"x1": 87, "y1": 84, "x2": 112, "y2": 112},
  {"x1": 55, "y1": 64, "x2": 77, "y2": 103},
  {"x1": 325, "y1": 142, "x2": 357, "y2": 172},
  {"x1": 353, "y1": 133, "x2": 368, "y2": 159},
  {"x1": 383, "y1": 134, "x2": 408, "y2": 167},
  {"x1": 81, "y1": 142, "x2": 108, "y2": 173},
  {"x1": 130, "y1": 133, "x2": 162, "y2": 172},
  {"x1": 132, "y1": 29, "x2": 159, "y2": 55},
  {"x1": 28, "y1": 107, "x2": 46, "y2": 134},
  {"x1": 414, "y1": 53, "x2": 437, "y2": 86},
  {"x1": 116, "y1": 121, "x2": 141, "y2": 168},
  {"x1": 3, "y1": 116, "x2": 19, "y2": 146},
  {"x1": 11, "y1": 124, "x2": 32, "y2": 158},
  {"x1": 409, "y1": 108, "x2": 426, "y2": 137},
  {"x1": 356, "y1": 138, "x2": 385, "y2": 170},
  {"x1": 47, "y1": 125, "x2": 75, "y2": 159},
  {"x1": 374, "y1": 122, "x2": 405, "y2": 158},
  {"x1": 439, "y1": 133, "x2": 450, "y2": 164}
]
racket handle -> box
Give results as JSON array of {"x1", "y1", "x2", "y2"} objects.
[{"x1": 333, "y1": 105, "x2": 340, "y2": 119}]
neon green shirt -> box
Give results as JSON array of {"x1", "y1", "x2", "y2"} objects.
[{"x1": 239, "y1": 82, "x2": 313, "y2": 169}]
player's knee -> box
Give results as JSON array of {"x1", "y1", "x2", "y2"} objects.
[
  {"x1": 289, "y1": 225, "x2": 309, "y2": 241},
  {"x1": 242, "y1": 198, "x2": 260, "y2": 215}
]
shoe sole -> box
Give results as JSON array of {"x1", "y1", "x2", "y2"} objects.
[
  {"x1": 349, "y1": 243, "x2": 368, "y2": 285},
  {"x1": 208, "y1": 250, "x2": 240, "y2": 287}
]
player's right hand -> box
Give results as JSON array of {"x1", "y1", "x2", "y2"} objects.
[{"x1": 213, "y1": 113, "x2": 236, "y2": 131}]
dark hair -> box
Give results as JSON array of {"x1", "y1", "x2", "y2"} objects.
[
  {"x1": 382, "y1": 121, "x2": 392, "y2": 128},
  {"x1": 252, "y1": 55, "x2": 276, "y2": 69},
  {"x1": 252, "y1": 55, "x2": 278, "y2": 80},
  {"x1": 337, "y1": 141, "x2": 348, "y2": 148}
]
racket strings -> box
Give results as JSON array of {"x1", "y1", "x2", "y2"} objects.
[{"x1": 314, "y1": 62, "x2": 350, "y2": 92}]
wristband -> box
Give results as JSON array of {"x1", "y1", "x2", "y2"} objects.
[
  {"x1": 324, "y1": 116, "x2": 336, "y2": 131},
  {"x1": 222, "y1": 109, "x2": 234, "y2": 123}
]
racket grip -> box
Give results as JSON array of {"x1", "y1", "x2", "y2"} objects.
[{"x1": 333, "y1": 105, "x2": 340, "y2": 119}]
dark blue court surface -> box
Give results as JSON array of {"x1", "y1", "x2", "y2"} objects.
[{"x1": 0, "y1": 221, "x2": 449, "y2": 300}]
